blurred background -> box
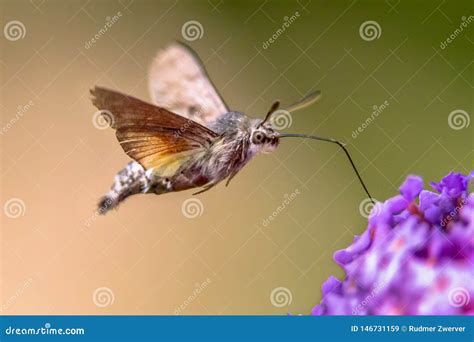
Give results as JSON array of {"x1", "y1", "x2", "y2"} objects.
[{"x1": 1, "y1": 0, "x2": 472, "y2": 315}]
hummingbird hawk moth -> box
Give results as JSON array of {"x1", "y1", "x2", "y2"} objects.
[{"x1": 92, "y1": 42, "x2": 373, "y2": 214}]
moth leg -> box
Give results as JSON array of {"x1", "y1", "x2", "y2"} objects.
[
  {"x1": 192, "y1": 182, "x2": 219, "y2": 195},
  {"x1": 225, "y1": 171, "x2": 239, "y2": 187},
  {"x1": 225, "y1": 172, "x2": 237, "y2": 186}
]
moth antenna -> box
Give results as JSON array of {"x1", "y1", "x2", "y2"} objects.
[
  {"x1": 278, "y1": 133, "x2": 375, "y2": 204},
  {"x1": 284, "y1": 90, "x2": 321, "y2": 113},
  {"x1": 259, "y1": 100, "x2": 280, "y2": 127}
]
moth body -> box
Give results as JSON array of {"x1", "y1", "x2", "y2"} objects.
[{"x1": 98, "y1": 111, "x2": 279, "y2": 213}]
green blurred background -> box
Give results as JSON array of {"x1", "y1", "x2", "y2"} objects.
[{"x1": 1, "y1": 0, "x2": 472, "y2": 315}]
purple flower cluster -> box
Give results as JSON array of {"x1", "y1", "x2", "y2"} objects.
[{"x1": 312, "y1": 172, "x2": 474, "y2": 315}]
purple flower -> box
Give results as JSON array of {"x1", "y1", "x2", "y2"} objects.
[{"x1": 313, "y1": 172, "x2": 474, "y2": 315}]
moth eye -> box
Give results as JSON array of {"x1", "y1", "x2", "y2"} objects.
[{"x1": 252, "y1": 132, "x2": 265, "y2": 144}]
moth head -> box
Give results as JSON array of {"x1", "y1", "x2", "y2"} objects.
[
  {"x1": 247, "y1": 100, "x2": 283, "y2": 154},
  {"x1": 250, "y1": 120, "x2": 279, "y2": 154}
]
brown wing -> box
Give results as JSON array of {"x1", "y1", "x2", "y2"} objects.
[
  {"x1": 91, "y1": 86, "x2": 218, "y2": 176},
  {"x1": 148, "y1": 42, "x2": 229, "y2": 127}
]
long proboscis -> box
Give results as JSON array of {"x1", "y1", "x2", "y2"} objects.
[{"x1": 278, "y1": 133, "x2": 375, "y2": 203}]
